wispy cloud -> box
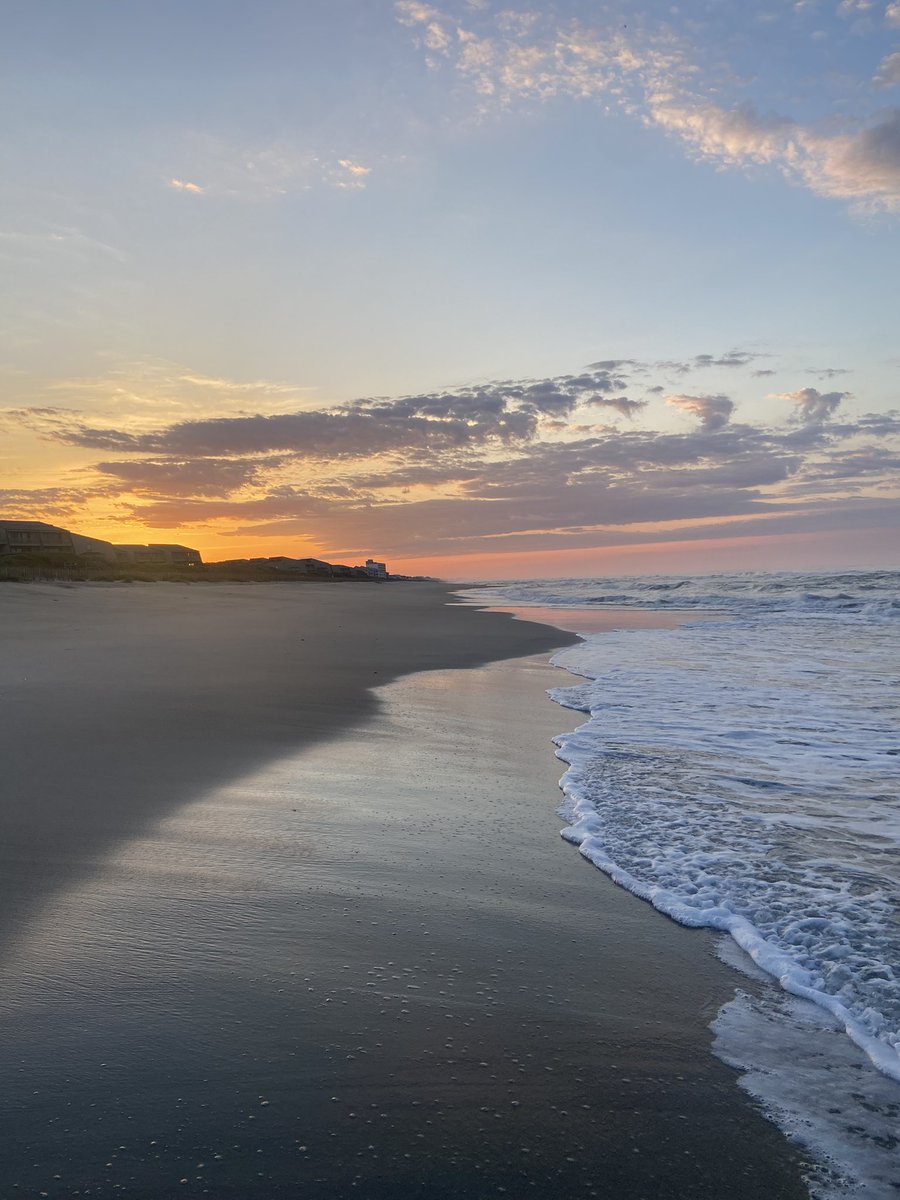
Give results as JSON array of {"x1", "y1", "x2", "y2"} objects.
[
  {"x1": 168, "y1": 178, "x2": 204, "y2": 194},
  {"x1": 395, "y1": 2, "x2": 900, "y2": 213},
  {"x1": 812, "y1": 366, "x2": 851, "y2": 379},
  {"x1": 94, "y1": 457, "x2": 273, "y2": 497},
  {"x1": 0, "y1": 227, "x2": 127, "y2": 263},
  {"x1": 0, "y1": 486, "x2": 94, "y2": 517},
  {"x1": 332, "y1": 159, "x2": 374, "y2": 189},
  {"x1": 164, "y1": 136, "x2": 373, "y2": 200},
  {"x1": 874, "y1": 51, "x2": 900, "y2": 88},
  {"x1": 693, "y1": 352, "x2": 759, "y2": 370},
  {"x1": 5, "y1": 359, "x2": 321, "y2": 432}
]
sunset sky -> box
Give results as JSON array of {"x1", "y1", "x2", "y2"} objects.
[{"x1": 2, "y1": 0, "x2": 898, "y2": 579}]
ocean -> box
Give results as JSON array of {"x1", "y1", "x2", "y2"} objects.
[{"x1": 462, "y1": 570, "x2": 900, "y2": 1199}]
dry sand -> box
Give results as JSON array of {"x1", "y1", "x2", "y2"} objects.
[{"x1": 0, "y1": 581, "x2": 807, "y2": 1198}]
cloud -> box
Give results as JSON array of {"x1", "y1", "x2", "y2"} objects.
[
  {"x1": 650, "y1": 352, "x2": 762, "y2": 376},
  {"x1": 94, "y1": 458, "x2": 271, "y2": 497},
  {"x1": 692, "y1": 352, "x2": 759, "y2": 369},
  {"x1": 396, "y1": 4, "x2": 900, "y2": 212},
  {"x1": 650, "y1": 103, "x2": 794, "y2": 170},
  {"x1": 776, "y1": 387, "x2": 848, "y2": 424},
  {"x1": 165, "y1": 136, "x2": 375, "y2": 201},
  {"x1": 353, "y1": 457, "x2": 484, "y2": 490},
  {"x1": 888, "y1": 1, "x2": 900, "y2": 25},
  {"x1": 395, "y1": 3, "x2": 447, "y2": 29},
  {"x1": 129, "y1": 467, "x2": 784, "y2": 545},
  {"x1": 0, "y1": 487, "x2": 93, "y2": 517},
  {"x1": 395, "y1": 0, "x2": 456, "y2": 54},
  {"x1": 851, "y1": 409, "x2": 900, "y2": 435},
  {"x1": 813, "y1": 366, "x2": 850, "y2": 379},
  {"x1": 10, "y1": 361, "x2": 863, "y2": 495},
  {"x1": 36, "y1": 394, "x2": 535, "y2": 457},
  {"x1": 585, "y1": 359, "x2": 640, "y2": 371},
  {"x1": 28, "y1": 365, "x2": 643, "y2": 457},
  {"x1": 666, "y1": 393, "x2": 735, "y2": 431},
  {"x1": 837, "y1": 0, "x2": 875, "y2": 14},
  {"x1": 128, "y1": 441, "x2": 899, "y2": 559},
  {"x1": 175, "y1": 372, "x2": 315, "y2": 399},
  {"x1": 4, "y1": 360, "x2": 323, "y2": 435},
  {"x1": 168, "y1": 178, "x2": 204, "y2": 194},
  {"x1": 874, "y1": 51, "x2": 900, "y2": 88},
  {"x1": 395, "y1": 2, "x2": 691, "y2": 105},
  {"x1": 796, "y1": 444, "x2": 900, "y2": 485},
  {"x1": 12, "y1": 353, "x2": 898, "y2": 564},
  {"x1": 588, "y1": 396, "x2": 647, "y2": 418},
  {"x1": 335, "y1": 159, "x2": 373, "y2": 189},
  {"x1": 799, "y1": 109, "x2": 900, "y2": 210},
  {"x1": 651, "y1": 101, "x2": 900, "y2": 212},
  {"x1": 123, "y1": 413, "x2": 809, "y2": 535},
  {"x1": 495, "y1": 10, "x2": 541, "y2": 36},
  {"x1": 122, "y1": 487, "x2": 337, "y2": 531},
  {"x1": 0, "y1": 227, "x2": 127, "y2": 264}
]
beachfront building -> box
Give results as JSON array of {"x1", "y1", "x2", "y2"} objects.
[
  {"x1": 0, "y1": 521, "x2": 201, "y2": 566},
  {"x1": 0, "y1": 520, "x2": 117, "y2": 561},
  {"x1": 0, "y1": 520, "x2": 73, "y2": 555},
  {"x1": 113, "y1": 544, "x2": 202, "y2": 566},
  {"x1": 364, "y1": 559, "x2": 388, "y2": 579}
]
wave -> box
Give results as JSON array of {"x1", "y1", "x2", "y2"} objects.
[
  {"x1": 464, "y1": 569, "x2": 900, "y2": 623},
  {"x1": 547, "y1": 612, "x2": 900, "y2": 1083}
]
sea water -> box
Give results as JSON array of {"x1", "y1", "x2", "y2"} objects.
[{"x1": 463, "y1": 571, "x2": 900, "y2": 1198}]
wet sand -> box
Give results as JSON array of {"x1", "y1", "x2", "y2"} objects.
[
  {"x1": 0, "y1": 581, "x2": 564, "y2": 952},
  {"x1": 0, "y1": 582, "x2": 808, "y2": 1197}
]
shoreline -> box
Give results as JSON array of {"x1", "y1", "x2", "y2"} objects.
[{"x1": 0, "y1": 582, "x2": 809, "y2": 1197}]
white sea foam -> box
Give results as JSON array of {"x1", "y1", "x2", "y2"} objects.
[
  {"x1": 462, "y1": 570, "x2": 900, "y2": 1196},
  {"x1": 712, "y1": 981, "x2": 900, "y2": 1199}
]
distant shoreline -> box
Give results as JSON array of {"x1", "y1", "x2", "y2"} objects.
[{"x1": 0, "y1": 562, "x2": 433, "y2": 584}]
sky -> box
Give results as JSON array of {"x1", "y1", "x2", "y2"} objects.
[{"x1": 1, "y1": 0, "x2": 898, "y2": 580}]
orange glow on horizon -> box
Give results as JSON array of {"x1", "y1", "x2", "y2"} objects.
[
  {"x1": 29, "y1": 515, "x2": 896, "y2": 582},
  {"x1": 390, "y1": 528, "x2": 896, "y2": 580}
]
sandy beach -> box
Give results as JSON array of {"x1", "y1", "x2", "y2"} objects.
[{"x1": 0, "y1": 582, "x2": 808, "y2": 1198}]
